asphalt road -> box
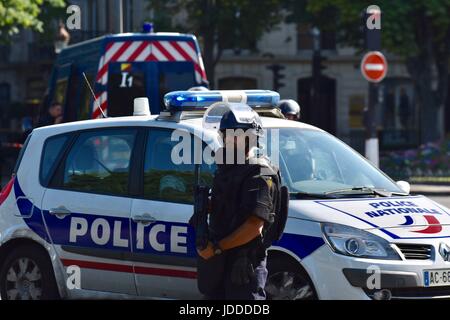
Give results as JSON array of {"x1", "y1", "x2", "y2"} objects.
[{"x1": 429, "y1": 196, "x2": 450, "y2": 209}]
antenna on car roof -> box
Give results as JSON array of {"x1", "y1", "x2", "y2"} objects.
[{"x1": 82, "y1": 72, "x2": 107, "y2": 118}]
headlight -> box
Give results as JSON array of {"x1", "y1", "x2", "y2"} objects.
[{"x1": 321, "y1": 223, "x2": 401, "y2": 260}]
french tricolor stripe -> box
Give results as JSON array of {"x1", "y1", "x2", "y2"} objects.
[{"x1": 61, "y1": 259, "x2": 197, "y2": 279}]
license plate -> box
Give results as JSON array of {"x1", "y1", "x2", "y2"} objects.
[{"x1": 424, "y1": 269, "x2": 450, "y2": 287}]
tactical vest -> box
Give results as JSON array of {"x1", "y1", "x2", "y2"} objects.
[{"x1": 209, "y1": 158, "x2": 287, "y2": 248}]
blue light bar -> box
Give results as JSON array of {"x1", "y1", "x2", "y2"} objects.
[
  {"x1": 142, "y1": 22, "x2": 154, "y2": 33},
  {"x1": 164, "y1": 90, "x2": 280, "y2": 110}
]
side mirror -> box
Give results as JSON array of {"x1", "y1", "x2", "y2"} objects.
[{"x1": 396, "y1": 181, "x2": 411, "y2": 194}]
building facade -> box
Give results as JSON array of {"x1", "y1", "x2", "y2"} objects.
[
  {"x1": 214, "y1": 22, "x2": 423, "y2": 153},
  {"x1": 0, "y1": 0, "x2": 448, "y2": 157}
]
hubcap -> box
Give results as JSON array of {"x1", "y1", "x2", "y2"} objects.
[
  {"x1": 5, "y1": 258, "x2": 42, "y2": 300},
  {"x1": 265, "y1": 271, "x2": 315, "y2": 300}
]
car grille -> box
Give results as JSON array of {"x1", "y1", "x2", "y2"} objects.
[{"x1": 396, "y1": 243, "x2": 433, "y2": 260}]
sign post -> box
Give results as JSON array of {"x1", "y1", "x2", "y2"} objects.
[
  {"x1": 360, "y1": 51, "x2": 387, "y2": 83},
  {"x1": 361, "y1": 51, "x2": 387, "y2": 167}
]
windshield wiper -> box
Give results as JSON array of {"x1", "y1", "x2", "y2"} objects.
[
  {"x1": 325, "y1": 187, "x2": 406, "y2": 197},
  {"x1": 292, "y1": 191, "x2": 339, "y2": 199}
]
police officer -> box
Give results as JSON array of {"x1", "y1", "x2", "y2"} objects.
[
  {"x1": 278, "y1": 99, "x2": 300, "y2": 121},
  {"x1": 197, "y1": 103, "x2": 280, "y2": 300}
]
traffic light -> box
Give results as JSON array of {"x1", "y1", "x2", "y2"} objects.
[{"x1": 266, "y1": 64, "x2": 286, "y2": 91}]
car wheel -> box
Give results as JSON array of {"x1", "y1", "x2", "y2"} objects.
[
  {"x1": 0, "y1": 245, "x2": 59, "y2": 300},
  {"x1": 265, "y1": 257, "x2": 317, "y2": 300}
]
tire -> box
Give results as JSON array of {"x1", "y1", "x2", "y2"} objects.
[
  {"x1": 265, "y1": 256, "x2": 318, "y2": 300},
  {"x1": 0, "y1": 245, "x2": 60, "y2": 300}
]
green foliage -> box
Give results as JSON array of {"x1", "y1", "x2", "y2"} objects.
[
  {"x1": 298, "y1": 0, "x2": 449, "y2": 142},
  {"x1": 283, "y1": 0, "x2": 337, "y2": 32},
  {"x1": 304, "y1": 0, "x2": 450, "y2": 58},
  {"x1": 146, "y1": 0, "x2": 181, "y2": 33},
  {"x1": 183, "y1": 0, "x2": 284, "y2": 51},
  {"x1": 147, "y1": 0, "x2": 285, "y2": 81},
  {"x1": 0, "y1": 0, "x2": 65, "y2": 40}
]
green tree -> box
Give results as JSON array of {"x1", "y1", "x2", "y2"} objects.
[
  {"x1": 294, "y1": 0, "x2": 450, "y2": 143},
  {"x1": 0, "y1": 0, "x2": 66, "y2": 41},
  {"x1": 147, "y1": 0, "x2": 284, "y2": 88}
]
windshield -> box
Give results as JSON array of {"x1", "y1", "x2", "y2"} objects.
[{"x1": 265, "y1": 128, "x2": 403, "y2": 195}]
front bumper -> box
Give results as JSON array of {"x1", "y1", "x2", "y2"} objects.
[{"x1": 301, "y1": 244, "x2": 450, "y2": 300}]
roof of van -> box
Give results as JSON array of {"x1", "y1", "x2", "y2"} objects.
[
  {"x1": 64, "y1": 32, "x2": 199, "y2": 51},
  {"x1": 32, "y1": 115, "x2": 323, "y2": 140}
]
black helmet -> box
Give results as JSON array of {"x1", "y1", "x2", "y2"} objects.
[
  {"x1": 278, "y1": 99, "x2": 300, "y2": 119},
  {"x1": 219, "y1": 103, "x2": 263, "y2": 137},
  {"x1": 188, "y1": 86, "x2": 209, "y2": 91}
]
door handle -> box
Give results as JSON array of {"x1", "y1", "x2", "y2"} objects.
[
  {"x1": 49, "y1": 206, "x2": 72, "y2": 219},
  {"x1": 132, "y1": 213, "x2": 156, "y2": 226}
]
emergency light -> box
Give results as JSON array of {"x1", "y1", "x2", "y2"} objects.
[
  {"x1": 142, "y1": 22, "x2": 154, "y2": 33},
  {"x1": 164, "y1": 90, "x2": 280, "y2": 111}
]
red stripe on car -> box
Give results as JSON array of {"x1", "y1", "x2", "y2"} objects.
[
  {"x1": 61, "y1": 259, "x2": 197, "y2": 279},
  {"x1": 0, "y1": 177, "x2": 15, "y2": 207}
]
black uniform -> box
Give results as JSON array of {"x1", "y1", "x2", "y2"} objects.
[{"x1": 206, "y1": 157, "x2": 279, "y2": 300}]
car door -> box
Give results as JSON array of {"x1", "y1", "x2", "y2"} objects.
[
  {"x1": 41, "y1": 127, "x2": 139, "y2": 295},
  {"x1": 130, "y1": 127, "x2": 214, "y2": 299}
]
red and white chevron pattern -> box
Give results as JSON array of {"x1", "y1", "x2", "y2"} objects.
[{"x1": 93, "y1": 40, "x2": 207, "y2": 118}]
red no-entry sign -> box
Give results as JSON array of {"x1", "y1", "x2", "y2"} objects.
[{"x1": 360, "y1": 51, "x2": 387, "y2": 83}]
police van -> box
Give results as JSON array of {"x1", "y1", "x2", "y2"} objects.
[
  {"x1": 43, "y1": 25, "x2": 208, "y2": 123},
  {"x1": 1, "y1": 90, "x2": 450, "y2": 300}
]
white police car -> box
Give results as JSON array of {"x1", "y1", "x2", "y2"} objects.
[{"x1": 1, "y1": 90, "x2": 450, "y2": 300}]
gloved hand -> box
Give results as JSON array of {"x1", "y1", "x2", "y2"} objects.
[
  {"x1": 230, "y1": 255, "x2": 255, "y2": 286},
  {"x1": 197, "y1": 241, "x2": 215, "y2": 260}
]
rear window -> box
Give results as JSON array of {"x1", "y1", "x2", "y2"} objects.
[
  {"x1": 158, "y1": 62, "x2": 196, "y2": 107},
  {"x1": 40, "y1": 135, "x2": 70, "y2": 186},
  {"x1": 61, "y1": 128, "x2": 137, "y2": 196},
  {"x1": 107, "y1": 62, "x2": 146, "y2": 117},
  {"x1": 143, "y1": 128, "x2": 215, "y2": 204}
]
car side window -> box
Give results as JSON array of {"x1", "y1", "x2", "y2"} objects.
[
  {"x1": 143, "y1": 129, "x2": 214, "y2": 204},
  {"x1": 62, "y1": 129, "x2": 137, "y2": 196},
  {"x1": 40, "y1": 134, "x2": 69, "y2": 186}
]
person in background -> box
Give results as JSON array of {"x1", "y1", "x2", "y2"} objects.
[
  {"x1": 277, "y1": 99, "x2": 300, "y2": 121},
  {"x1": 38, "y1": 102, "x2": 63, "y2": 127}
]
